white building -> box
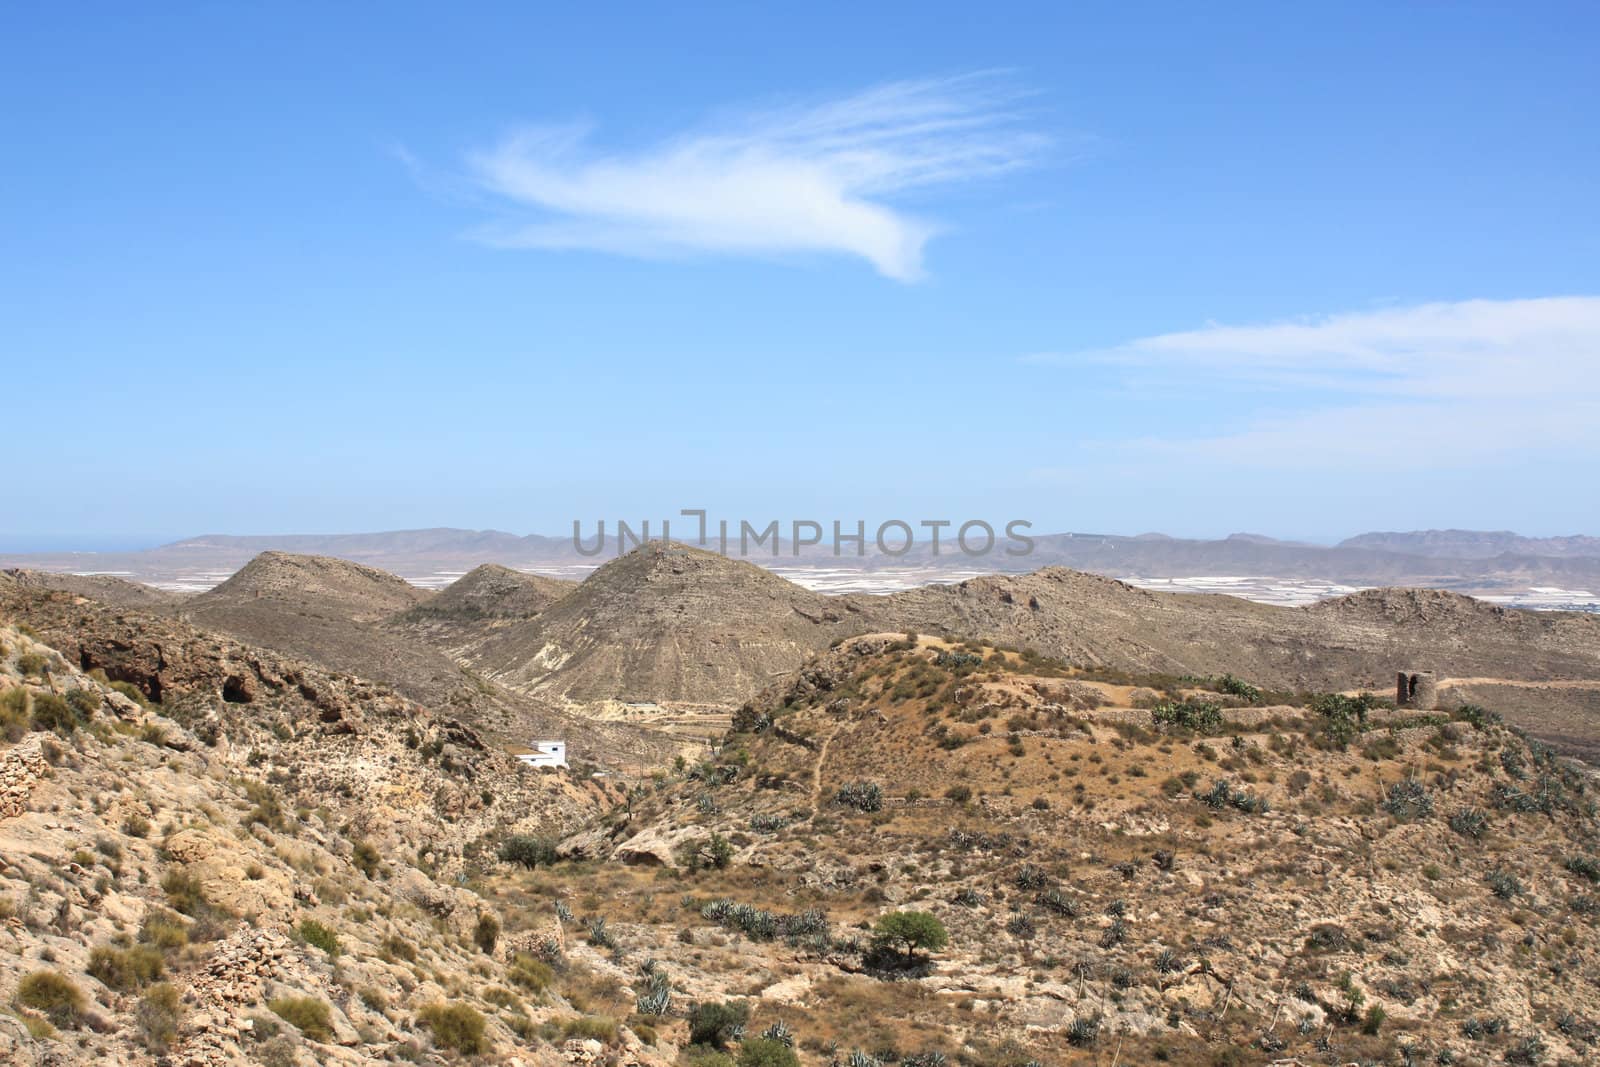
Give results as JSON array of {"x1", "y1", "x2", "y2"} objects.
[{"x1": 516, "y1": 741, "x2": 568, "y2": 769}]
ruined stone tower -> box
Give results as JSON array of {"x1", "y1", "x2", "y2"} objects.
[{"x1": 1396, "y1": 669, "x2": 1438, "y2": 710}]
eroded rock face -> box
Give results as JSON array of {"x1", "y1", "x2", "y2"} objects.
[{"x1": 0, "y1": 622, "x2": 655, "y2": 1066}]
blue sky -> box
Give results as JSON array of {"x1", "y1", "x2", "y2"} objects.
[{"x1": 4, "y1": 2, "x2": 1598, "y2": 548}]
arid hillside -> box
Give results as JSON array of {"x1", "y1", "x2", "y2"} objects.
[
  {"x1": 464, "y1": 543, "x2": 874, "y2": 705},
  {"x1": 389, "y1": 564, "x2": 577, "y2": 653},
  {"x1": 534, "y1": 635, "x2": 1600, "y2": 1065},
  {"x1": 883, "y1": 569, "x2": 1600, "y2": 689},
  {"x1": 191, "y1": 550, "x2": 434, "y2": 622},
  {"x1": 172, "y1": 552, "x2": 483, "y2": 721},
  {"x1": 411, "y1": 543, "x2": 1600, "y2": 755},
  {"x1": 0, "y1": 617, "x2": 688, "y2": 1065},
  {"x1": 1, "y1": 569, "x2": 185, "y2": 611},
  {"x1": 0, "y1": 576, "x2": 681, "y2": 773}
]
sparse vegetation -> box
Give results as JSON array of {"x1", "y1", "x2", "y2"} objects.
[
  {"x1": 269, "y1": 995, "x2": 333, "y2": 1041},
  {"x1": 15, "y1": 970, "x2": 85, "y2": 1028},
  {"x1": 498, "y1": 834, "x2": 558, "y2": 869},
  {"x1": 298, "y1": 918, "x2": 340, "y2": 956},
  {"x1": 417, "y1": 1001, "x2": 488, "y2": 1054}
]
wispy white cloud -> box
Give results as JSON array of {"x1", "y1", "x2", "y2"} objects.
[
  {"x1": 1031, "y1": 296, "x2": 1600, "y2": 470},
  {"x1": 465, "y1": 75, "x2": 1046, "y2": 281}
]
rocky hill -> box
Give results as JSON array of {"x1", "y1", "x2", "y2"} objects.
[
  {"x1": 389, "y1": 564, "x2": 576, "y2": 653},
  {"x1": 466, "y1": 542, "x2": 873, "y2": 705},
  {"x1": 0, "y1": 615, "x2": 690, "y2": 1065},
  {"x1": 27, "y1": 544, "x2": 1596, "y2": 769},
  {"x1": 406, "y1": 564, "x2": 573, "y2": 621},
  {"x1": 538, "y1": 635, "x2": 1600, "y2": 1065},
  {"x1": 6, "y1": 555, "x2": 1600, "y2": 1064},
  {"x1": 166, "y1": 553, "x2": 566, "y2": 746},
  {"x1": 883, "y1": 570, "x2": 1600, "y2": 691},
  {"x1": 1, "y1": 568, "x2": 184, "y2": 610},
  {"x1": 188, "y1": 551, "x2": 433, "y2": 624},
  {"x1": 0, "y1": 577, "x2": 682, "y2": 775}
]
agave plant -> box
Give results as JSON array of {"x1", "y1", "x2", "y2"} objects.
[
  {"x1": 635, "y1": 979, "x2": 671, "y2": 1017},
  {"x1": 1038, "y1": 889, "x2": 1079, "y2": 918},
  {"x1": 586, "y1": 915, "x2": 616, "y2": 948},
  {"x1": 1449, "y1": 807, "x2": 1489, "y2": 839},
  {"x1": 761, "y1": 1019, "x2": 795, "y2": 1047}
]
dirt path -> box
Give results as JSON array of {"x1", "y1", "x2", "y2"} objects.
[
  {"x1": 810, "y1": 726, "x2": 843, "y2": 807},
  {"x1": 1440, "y1": 676, "x2": 1600, "y2": 691}
]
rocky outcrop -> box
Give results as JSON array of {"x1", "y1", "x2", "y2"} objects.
[{"x1": 0, "y1": 734, "x2": 46, "y2": 819}]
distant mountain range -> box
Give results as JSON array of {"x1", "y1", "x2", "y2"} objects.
[
  {"x1": 3, "y1": 526, "x2": 1599, "y2": 602},
  {"x1": 1336, "y1": 529, "x2": 1600, "y2": 559}
]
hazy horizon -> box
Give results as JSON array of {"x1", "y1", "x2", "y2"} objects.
[{"x1": 16, "y1": 523, "x2": 1600, "y2": 559}]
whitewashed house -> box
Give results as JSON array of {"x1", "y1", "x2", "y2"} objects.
[{"x1": 516, "y1": 741, "x2": 568, "y2": 769}]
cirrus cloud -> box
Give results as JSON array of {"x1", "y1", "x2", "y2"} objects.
[
  {"x1": 465, "y1": 74, "x2": 1047, "y2": 282},
  {"x1": 1029, "y1": 296, "x2": 1600, "y2": 471}
]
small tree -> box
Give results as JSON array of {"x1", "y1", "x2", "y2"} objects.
[
  {"x1": 498, "y1": 835, "x2": 557, "y2": 869},
  {"x1": 873, "y1": 911, "x2": 949, "y2": 960},
  {"x1": 688, "y1": 999, "x2": 750, "y2": 1049}
]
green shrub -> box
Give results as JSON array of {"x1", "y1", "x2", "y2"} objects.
[
  {"x1": 161, "y1": 868, "x2": 210, "y2": 917},
  {"x1": 241, "y1": 780, "x2": 287, "y2": 831},
  {"x1": 508, "y1": 954, "x2": 553, "y2": 992},
  {"x1": 873, "y1": 911, "x2": 949, "y2": 959},
  {"x1": 562, "y1": 1014, "x2": 620, "y2": 1043},
  {"x1": 383, "y1": 934, "x2": 418, "y2": 962},
  {"x1": 473, "y1": 913, "x2": 499, "y2": 954},
  {"x1": 688, "y1": 1000, "x2": 750, "y2": 1049},
  {"x1": 298, "y1": 919, "x2": 340, "y2": 957},
  {"x1": 944, "y1": 784, "x2": 972, "y2": 803},
  {"x1": 352, "y1": 840, "x2": 380, "y2": 878},
  {"x1": 0, "y1": 687, "x2": 30, "y2": 740},
  {"x1": 269, "y1": 995, "x2": 333, "y2": 1040},
  {"x1": 417, "y1": 1001, "x2": 488, "y2": 1054},
  {"x1": 15, "y1": 970, "x2": 85, "y2": 1028},
  {"x1": 481, "y1": 986, "x2": 518, "y2": 1009},
  {"x1": 1151, "y1": 699, "x2": 1223, "y2": 733},
  {"x1": 739, "y1": 1037, "x2": 801, "y2": 1067},
  {"x1": 1311, "y1": 692, "x2": 1381, "y2": 747},
  {"x1": 135, "y1": 983, "x2": 183, "y2": 1052},
  {"x1": 700, "y1": 832, "x2": 734, "y2": 870},
  {"x1": 29, "y1": 693, "x2": 80, "y2": 734},
  {"x1": 1215, "y1": 674, "x2": 1262, "y2": 703},
  {"x1": 1565, "y1": 855, "x2": 1600, "y2": 884},
  {"x1": 87, "y1": 944, "x2": 164, "y2": 990},
  {"x1": 498, "y1": 835, "x2": 557, "y2": 869},
  {"x1": 16, "y1": 652, "x2": 47, "y2": 677},
  {"x1": 65, "y1": 688, "x2": 100, "y2": 716},
  {"x1": 835, "y1": 781, "x2": 883, "y2": 813},
  {"x1": 685, "y1": 1051, "x2": 737, "y2": 1067},
  {"x1": 140, "y1": 908, "x2": 190, "y2": 953}
]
